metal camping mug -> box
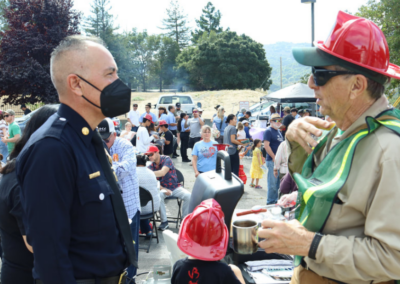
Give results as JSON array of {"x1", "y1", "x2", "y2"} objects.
[{"x1": 232, "y1": 219, "x2": 260, "y2": 254}]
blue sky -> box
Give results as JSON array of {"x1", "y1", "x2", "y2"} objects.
[{"x1": 74, "y1": 0, "x2": 370, "y2": 45}]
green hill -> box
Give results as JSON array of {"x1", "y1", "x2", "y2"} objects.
[{"x1": 264, "y1": 42, "x2": 311, "y2": 92}]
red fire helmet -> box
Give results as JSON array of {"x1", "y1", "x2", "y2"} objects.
[
  {"x1": 293, "y1": 11, "x2": 400, "y2": 82},
  {"x1": 177, "y1": 199, "x2": 228, "y2": 261}
]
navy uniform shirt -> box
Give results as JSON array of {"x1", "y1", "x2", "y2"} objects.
[{"x1": 16, "y1": 104, "x2": 127, "y2": 283}]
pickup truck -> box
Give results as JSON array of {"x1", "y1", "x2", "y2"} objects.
[{"x1": 154, "y1": 94, "x2": 201, "y2": 117}]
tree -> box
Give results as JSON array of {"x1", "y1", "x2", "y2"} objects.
[
  {"x1": 0, "y1": 0, "x2": 9, "y2": 35},
  {"x1": 84, "y1": 0, "x2": 117, "y2": 41},
  {"x1": 298, "y1": 73, "x2": 311, "y2": 84},
  {"x1": 356, "y1": 0, "x2": 400, "y2": 91},
  {"x1": 151, "y1": 36, "x2": 180, "y2": 91},
  {"x1": 191, "y1": 2, "x2": 224, "y2": 44},
  {"x1": 160, "y1": 0, "x2": 190, "y2": 50},
  {"x1": 177, "y1": 31, "x2": 272, "y2": 90},
  {"x1": 0, "y1": 0, "x2": 81, "y2": 105},
  {"x1": 85, "y1": 0, "x2": 135, "y2": 85},
  {"x1": 128, "y1": 31, "x2": 161, "y2": 91}
]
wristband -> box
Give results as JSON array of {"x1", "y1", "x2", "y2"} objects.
[{"x1": 308, "y1": 232, "x2": 324, "y2": 260}]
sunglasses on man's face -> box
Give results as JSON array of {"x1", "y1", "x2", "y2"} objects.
[
  {"x1": 312, "y1": 67, "x2": 357, "y2": 86},
  {"x1": 147, "y1": 153, "x2": 154, "y2": 157},
  {"x1": 193, "y1": 111, "x2": 198, "y2": 113},
  {"x1": 4, "y1": 115, "x2": 10, "y2": 118},
  {"x1": 133, "y1": 105, "x2": 138, "y2": 107}
]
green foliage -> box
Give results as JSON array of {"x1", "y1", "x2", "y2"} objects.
[
  {"x1": 177, "y1": 31, "x2": 272, "y2": 90},
  {"x1": 127, "y1": 31, "x2": 161, "y2": 91},
  {"x1": 150, "y1": 36, "x2": 180, "y2": 91},
  {"x1": 298, "y1": 72, "x2": 311, "y2": 84},
  {"x1": 160, "y1": 0, "x2": 190, "y2": 50},
  {"x1": 84, "y1": 0, "x2": 135, "y2": 85},
  {"x1": 356, "y1": 0, "x2": 400, "y2": 91},
  {"x1": 132, "y1": 96, "x2": 144, "y2": 101},
  {"x1": 0, "y1": 0, "x2": 8, "y2": 36},
  {"x1": 264, "y1": 42, "x2": 310, "y2": 92},
  {"x1": 191, "y1": 2, "x2": 224, "y2": 44}
]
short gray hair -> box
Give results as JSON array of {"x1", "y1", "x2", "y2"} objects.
[
  {"x1": 50, "y1": 35, "x2": 104, "y2": 91},
  {"x1": 334, "y1": 65, "x2": 387, "y2": 100}
]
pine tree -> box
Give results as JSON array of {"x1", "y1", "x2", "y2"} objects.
[
  {"x1": 191, "y1": 2, "x2": 224, "y2": 43},
  {"x1": 160, "y1": 0, "x2": 190, "y2": 50},
  {"x1": 0, "y1": 0, "x2": 81, "y2": 105},
  {"x1": 84, "y1": 0, "x2": 134, "y2": 84},
  {"x1": 84, "y1": 0, "x2": 117, "y2": 41}
]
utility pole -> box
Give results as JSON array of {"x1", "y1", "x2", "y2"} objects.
[{"x1": 280, "y1": 57, "x2": 283, "y2": 89}]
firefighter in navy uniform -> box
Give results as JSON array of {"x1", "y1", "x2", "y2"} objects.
[{"x1": 16, "y1": 35, "x2": 137, "y2": 284}]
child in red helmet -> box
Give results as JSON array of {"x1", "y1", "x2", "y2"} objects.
[{"x1": 172, "y1": 199, "x2": 245, "y2": 284}]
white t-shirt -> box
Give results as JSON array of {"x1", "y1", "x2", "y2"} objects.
[
  {"x1": 136, "y1": 126, "x2": 154, "y2": 153},
  {"x1": 120, "y1": 130, "x2": 135, "y2": 141},
  {"x1": 128, "y1": 110, "x2": 140, "y2": 127},
  {"x1": 237, "y1": 129, "x2": 246, "y2": 140}
]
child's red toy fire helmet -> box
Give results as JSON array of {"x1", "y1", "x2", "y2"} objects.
[{"x1": 177, "y1": 199, "x2": 229, "y2": 261}]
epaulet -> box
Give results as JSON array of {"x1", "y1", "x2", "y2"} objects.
[{"x1": 23, "y1": 113, "x2": 65, "y2": 149}]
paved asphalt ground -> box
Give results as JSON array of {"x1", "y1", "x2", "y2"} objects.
[{"x1": 135, "y1": 148, "x2": 268, "y2": 282}]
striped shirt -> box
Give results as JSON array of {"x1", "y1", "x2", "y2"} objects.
[{"x1": 110, "y1": 137, "x2": 140, "y2": 219}]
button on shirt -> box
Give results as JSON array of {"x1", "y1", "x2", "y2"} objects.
[
  {"x1": 16, "y1": 104, "x2": 127, "y2": 283},
  {"x1": 110, "y1": 137, "x2": 140, "y2": 219},
  {"x1": 139, "y1": 112, "x2": 158, "y2": 123},
  {"x1": 148, "y1": 156, "x2": 180, "y2": 190},
  {"x1": 166, "y1": 112, "x2": 177, "y2": 131}
]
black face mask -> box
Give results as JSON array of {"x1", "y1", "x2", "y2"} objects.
[{"x1": 76, "y1": 75, "x2": 131, "y2": 117}]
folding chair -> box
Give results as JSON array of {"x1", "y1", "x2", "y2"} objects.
[
  {"x1": 139, "y1": 186, "x2": 159, "y2": 253},
  {"x1": 164, "y1": 169, "x2": 185, "y2": 228}
]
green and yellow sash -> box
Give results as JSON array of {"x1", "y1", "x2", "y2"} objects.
[{"x1": 292, "y1": 109, "x2": 400, "y2": 273}]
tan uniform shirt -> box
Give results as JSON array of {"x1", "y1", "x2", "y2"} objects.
[{"x1": 288, "y1": 96, "x2": 400, "y2": 284}]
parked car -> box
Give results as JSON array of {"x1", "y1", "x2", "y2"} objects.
[
  {"x1": 154, "y1": 94, "x2": 201, "y2": 118},
  {"x1": 15, "y1": 104, "x2": 60, "y2": 133}
]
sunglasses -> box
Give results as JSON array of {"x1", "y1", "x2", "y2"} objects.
[
  {"x1": 193, "y1": 111, "x2": 198, "y2": 113},
  {"x1": 133, "y1": 105, "x2": 138, "y2": 107},
  {"x1": 312, "y1": 67, "x2": 357, "y2": 86},
  {"x1": 4, "y1": 115, "x2": 10, "y2": 118},
  {"x1": 147, "y1": 153, "x2": 154, "y2": 157}
]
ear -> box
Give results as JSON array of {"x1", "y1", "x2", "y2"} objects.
[
  {"x1": 349, "y1": 75, "x2": 368, "y2": 100},
  {"x1": 67, "y1": 74, "x2": 84, "y2": 97}
]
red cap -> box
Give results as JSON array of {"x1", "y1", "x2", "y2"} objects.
[
  {"x1": 143, "y1": 114, "x2": 153, "y2": 123},
  {"x1": 177, "y1": 199, "x2": 228, "y2": 261},
  {"x1": 158, "y1": 120, "x2": 168, "y2": 126},
  {"x1": 315, "y1": 11, "x2": 400, "y2": 80},
  {"x1": 144, "y1": 145, "x2": 159, "y2": 155}
]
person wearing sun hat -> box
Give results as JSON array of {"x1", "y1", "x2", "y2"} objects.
[
  {"x1": 172, "y1": 199, "x2": 245, "y2": 284},
  {"x1": 258, "y1": 11, "x2": 400, "y2": 284}
]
